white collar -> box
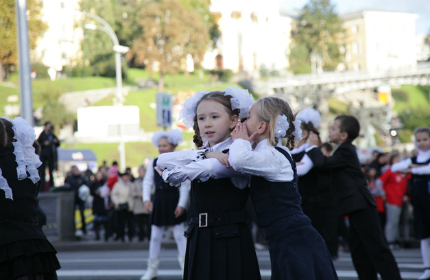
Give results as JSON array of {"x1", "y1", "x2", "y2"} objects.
[
  {"x1": 206, "y1": 137, "x2": 232, "y2": 152},
  {"x1": 418, "y1": 148, "x2": 430, "y2": 158},
  {"x1": 254, "y1": 138, "x2": 283, "y2": 151}
]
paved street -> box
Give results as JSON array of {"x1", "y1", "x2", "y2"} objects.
[{"x1": 56, "y1": 247, "x2": 425, "y2": 280}]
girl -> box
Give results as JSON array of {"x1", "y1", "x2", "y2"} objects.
[
  {"x1": 292, "y1": 108, "x2": 338, "y2": 259},
  {"x1": 392, "y1": 127, "x2": 430, "y2": 280},
  {"x1": 141, "y1": 129, "x2": 190, "y2": 280},
  {"x1": 90, "y1": 171, "x2": 108, "y2": 241},
  {"x1": 0, "y1": 117, "x2": 61, "y2": 279},
  {"x1": 377, "y1": 153, "x2": 410, "y2": 248},
  {"x1": 156, "y1": 87, "x2": 261, "y2": 280},
  {"x1": 365, "y1": 167, "x2": 386, "y2": 230},
  {"x1": 227, "y1": 97, "x2": 338, "y2": 280}
]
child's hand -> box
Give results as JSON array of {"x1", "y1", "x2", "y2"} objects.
[
  {"x1": 145, "y1": 201, "x2": 153, "y2": 213},
  {"x1": 154, "y1": 166, "x2": 163, "y2": 176},
  {"x1": 174, "y1": 206, "x2": 184, "y2": 218},
  {"x1": 206, "y1": 151, "x2": 231, "y2": 167},
  {"x1": 232, "y1": 123, "x2": 257, "y2": 142},
  {"x1": 409, "y1": 164, "x2": 421, "y2": 168},
  {"x1": 308, "y1": 132, "x2": 321, "y2": 146},
  {"x1": 296, "y1": 162, "x2": 305, "y2": 166},
  {"x1": 398, "y1": 168, "x2": 412, "y2": 174}
]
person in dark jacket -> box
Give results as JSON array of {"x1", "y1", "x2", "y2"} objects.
[
  {"x1": 37, "y1": 121, "x2": 60, "y2": 191},
  {"x1": 90, "y1": 171, "x2": 108, "y2": 240},
  {"x1": 65, "y1": 166, "x2": 87, "y2": 234}
]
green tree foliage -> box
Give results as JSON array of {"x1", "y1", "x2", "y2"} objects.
[
  {"x1": 132, "y1": 0, "x2": 209, "y2": 91},
  {"x1": 289, "y1": 0, "x2": 344, "y2": 74},
  {"x1": 39, "y1": 88, "x2": 75, "y2": 131},
  {"x1": 399, "y1": 109, "x2": 430, "y2": 132},
  {"x1": 0, "y1": 0, "x2": 47, "y2": 81}
]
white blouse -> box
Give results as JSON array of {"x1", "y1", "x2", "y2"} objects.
[
  {"x1": 228, "y1": 138, "x2": 295, "y2": 182},
  {"x1": 391, "y1": 149, "x2": 430, "y2": 175},
  {"x1": 157, "y1": 137, "x2": 250, "y2": 190},
  {"x1": 142, "y1": 158, "x2": 190, "y2": 208},
  {"x1": 290, "y1": 143, "x2": 314, "y2": 176}
]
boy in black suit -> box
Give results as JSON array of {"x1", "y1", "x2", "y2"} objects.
[{"x1": 307, "y1": 115, "x2": 401, "y2": 280}]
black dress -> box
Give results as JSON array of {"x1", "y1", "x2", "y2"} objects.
[
  {"x1": 150, "y1": 158, "x2": 187, "y2": 226},
  {"x1": 184, "y1": 176, "x2": 261, "y2": 280},
  {"x1": 410, "y1": 156, "x2": 430, "y2": 240},
  {"x1": 0, "y1": 147, "x2": 61, "y2": 280},
  {"x1": 293, "y1": 151, "x2": 338, "y2": 257},
  {"x1": 250, "y1": 147, "x2": 338, "y2": 280}
]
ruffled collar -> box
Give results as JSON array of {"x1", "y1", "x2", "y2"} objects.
[{"x1": 205, "y1": 137, "x2": 232, "y2": 152}]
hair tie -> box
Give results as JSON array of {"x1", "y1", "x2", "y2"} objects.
[
  {"x1": 224, "y1": 86, "x2": 254, "y2": 119},
  {"x1": 274, "y1": 115, "x2": 289, "y2": 139}
]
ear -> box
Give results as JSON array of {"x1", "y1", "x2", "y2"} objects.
[
  {"x1": 229, "y1": 115, "x2": 239, "y2": 130},
  {"x1": 340, "y1": 131, "x2": 348, "y2": 141},
  {"x1": 257, "y1": 121, "x2": 267, "y2": 135},
  {"x1": 302, "y1": 130, "x2": 309, "y2": 140}
]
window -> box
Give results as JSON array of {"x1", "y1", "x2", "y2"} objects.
[{"x1": 352, "y1": 42, "x2": 359, "y2": 55}]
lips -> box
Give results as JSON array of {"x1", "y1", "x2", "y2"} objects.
[{"x1": 205, "y1": 131, "x2": 215, "y2": 137}]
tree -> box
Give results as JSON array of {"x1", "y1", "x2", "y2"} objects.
[
  {"x1": 39, "y1": 88, "x2": 75, "y2": 132},
  {"x1": 0, "y1": 0, "x2": 47, "y2": 81},
  {"x1": 289, "y1": 0, "x2": 344, "y2": 74},
  {"x1": 132, "y1": 0, "x2": 209, "y2": 91}
]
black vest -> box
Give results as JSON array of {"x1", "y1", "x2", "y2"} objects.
[{"x1": 250, "y1": 147, "x2": 303, "y2": 227}]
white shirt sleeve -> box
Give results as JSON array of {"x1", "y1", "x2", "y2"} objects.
[
  {"x1": 162, "y1": 158, "x2": 250, "y2": 189},
  {"x1": 143, "y1": 159, "x2": 155, "y2": 202},
  {"x1": 177, "y1": 180, "x2": 190, "y2": 208},
  {"x1": 296, "y1": 154, "x2": 314, "y2": 176},
  {"x1": 157, "y1": 150, "x2": 201, "y2": 170},
  {"x1": 229, "y1": 139, "x2": 285, "y2": 181},
  {"x1": 412, "y1": 164, "x2": 430, "y2": 175},
  {"x1": 391, "y1": 158, "x2": 412, "y2": 172}
]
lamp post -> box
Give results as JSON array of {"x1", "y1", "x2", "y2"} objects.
[{"x1": 81, "y1": 13, "x2": 129, "y2": 171}]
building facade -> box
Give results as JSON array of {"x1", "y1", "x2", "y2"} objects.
[
  {"x1": 341, "y1": 10, "x2": 418, "y2": 72},
  {"x1": 203, "y1": 0, "x2": 293, "y2": 75}
]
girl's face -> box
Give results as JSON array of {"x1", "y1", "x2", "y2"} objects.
[
  {"x1": 244, "y1": 103, "x2": 263, "y2": 136},
  {"x1": 158, "y1": 137, "x2": 176, "y2": 154},
  {"x1": 367, "y1": 168, "x2": 377, "y2": 178},
  {"x1": 196, "y1": 100, "x2": 238, "y2": 147},
  {"x1": 416, "y1": 132, "x2": 430, "y2": 151}
]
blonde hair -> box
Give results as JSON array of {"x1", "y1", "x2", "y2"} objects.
[
  {"x1": 254, "y1": 97, "x2": 296, "y2": 150},
  {"x1": 192, "y1": 91, "x2": 239, "y2": 147}
]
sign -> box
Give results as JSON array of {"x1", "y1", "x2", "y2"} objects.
[
  {"x1": 156, "y1": 93, "x2": 173, "y2": 127},
  {"x1": 377, "y1": 85, "x2": 391, "y2": 105}
]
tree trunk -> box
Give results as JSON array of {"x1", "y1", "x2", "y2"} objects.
[
  {"x1": 0, "y1": 63, "x2": 4, "y2": 82},
  {"x1": 158, "y1": 73, "x2": 165, "y2": 92}
]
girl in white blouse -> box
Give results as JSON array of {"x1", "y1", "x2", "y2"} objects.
[
  {"x1": 157, "y1": 88, "x2": 261, "y2": 280},
  {"x1": 140, "y1": 129, "x2": 189, "y2": 280},
  {"x1": 391, "y1": 127, "x2": 430, "y2": 280}
]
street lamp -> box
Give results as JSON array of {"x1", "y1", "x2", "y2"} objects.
[{"x1": 80, "y1": 12, "x2": 129, "y2": 172}]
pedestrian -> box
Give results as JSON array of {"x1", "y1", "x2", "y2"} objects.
[
  {"x1": 65, "y1": 165, "x2": 88, "y2": 234},
  {"x1": 0, "y1": 116, "x2": 61, "y2": 279},
  {"x1": 156, "y1": 88, "x2": 261, "y2": 280},
  {"x1": 292, "y1": 108, "x2": 339, "y2": 259},
  {"x1": 37, "y1": 121, "x2": 60, "y2": 191},
  {"x1": 391, "y1": 127, "x2": 430, "y2": 280},
  {"x1": 307, "y1": 115, "x2": 402, "y2": 280},
  {"x1": 90, "y1": 171, "x2": 109, "y2": 241},
  {"x1": 377, "y1": 152, "x2": 410, "y2": 248},
  {"x1": 365, "y1": 167, "x2": 386, "y2": 229},
  {"x1": 131, "y1": 166, "x2": 151, "y2": 241},
  {"x1": 141, "y1": 129, "x2": 189, "y2": 280},
  {"x1": 126, "y1": 167, "x2": 135, "y2": 182},
  {"x1": 111, "y1": 172, "x2": 134, "y2": 242},
  {"x1": 228, "y1": 97, "x2": 338, "y2": 280}
]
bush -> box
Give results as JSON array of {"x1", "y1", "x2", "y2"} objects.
[
  {"x1": 92, "y1": 53, "x2": 128, "y2": 79},
  {"x1": 392, "y1": 89, "x2": 409, "y2": 102},
  {"x1": 31, "y1": 62, "x2": 50, "y2": 79},
  {"x1": 209, "y1": 69, "x2": 233, "y2": 82},
  {"x1": 398, "y1": 129, "x2": 413, "y2": 143}
]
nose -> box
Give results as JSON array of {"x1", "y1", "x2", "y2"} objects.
[{"x1": 204, "y1": 119, "x2": 212, "y2": 127}]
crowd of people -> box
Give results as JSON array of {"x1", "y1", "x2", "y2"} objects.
[{"x1": 2, "y1": 84, "x2": 430, "y2": 280}]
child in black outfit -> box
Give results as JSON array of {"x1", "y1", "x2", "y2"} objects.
[{"x1": 308, "y1": 115, "x2": 401, "y2": 280}]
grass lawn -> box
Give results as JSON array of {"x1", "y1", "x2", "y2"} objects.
[{"x1": 392, "y1": 85, "x2": 430, "y2": 112}]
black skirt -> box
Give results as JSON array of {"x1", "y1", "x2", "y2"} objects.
[
  {"x1": 184, "y1": 222, "x2": 261, "y2": 280},
  {"x1": 411, "y1": 176, "x2": 430, "y2": 239},
  {"x1": 0, "y1": 239, "x2": 61, "y2": 280},
  {"x1": 150, "y1": 188, "x2": 187, "y2": 226}
]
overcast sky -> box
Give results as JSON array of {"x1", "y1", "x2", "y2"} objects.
[{"x1": 282, "y1": 0, "x2": 430, "y2": 35}]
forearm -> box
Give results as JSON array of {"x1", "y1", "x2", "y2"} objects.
[
  {"x1": 391, "y1": 159, "x2": 412, "y2": 172},
  {"x1": 157, "y1": 150, "x2": 202, "y2": 170},
  {"x1": 177, "y1": 181, "x2": 190, "y2": 208}
]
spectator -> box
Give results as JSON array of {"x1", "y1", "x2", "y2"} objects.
[
  {"x1": 131, "y1": 166, "x2": 151, "y2": 241},
  {"x1": 377, "y1": 153, "x2": 410, "y2": 248},
  {"x1": 37, "y1": 121, "x2": 60, "y2": 191},
  {"x1": 107, "y1": 161, "x2": 119, "y2": 190},
  {"x1": 83, "y1": 164, "x2": 94, "y2": 184},
  {"x1": 366, "y1": 167, "x2": 386, "y2": 230},
  {"x1": 65, "y1": 166, "x2": 87, "y2": 234},
  {"x1": 111, "y1": 172, "x2": 134, "y2": 242},
  {"x1": 90, "y1": 171, "x2": 108, "y2": 241},
  {"x1": 126, "y1": 167, "x2": 136, "y2": 183}
]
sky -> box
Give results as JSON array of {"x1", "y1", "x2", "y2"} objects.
[{"x1": 281, "y1": 0, "x2": 430, "y2": 35}]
